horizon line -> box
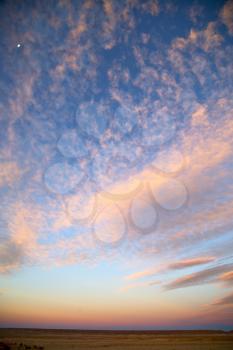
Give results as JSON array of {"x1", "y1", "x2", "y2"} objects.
[{"x1": 0, "y1": 327, "x2": 232, "y2": 333}]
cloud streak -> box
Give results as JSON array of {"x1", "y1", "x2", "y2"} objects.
[
  {"x1": 125, "y1": 256, "x2": 216, "y2": 281},
  {"x1": 212, "y1": 291, "x2": 233, "y2": 306},
  {"x1": 218, "y1": 271, "x2": 233, "y2": 286},
  {"x1": 168, "y1": 257, "x2": 216, "y2": 270},
  {"x1": 164, "y1": 263, "x2": 233, "y2": 290}
]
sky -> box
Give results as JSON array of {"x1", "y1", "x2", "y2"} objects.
[{"x1": 0, "y1": 0, "x2": 233, "y2": 330}]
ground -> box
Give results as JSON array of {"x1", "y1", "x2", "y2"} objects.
[{"x1": 1, "y1": 329, "x2": 233, "y2": 350}]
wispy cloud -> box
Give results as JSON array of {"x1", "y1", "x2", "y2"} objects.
[
  {"x1": 188, "y1": 3, "x2": 204, "y2": 24},
  {"x1": 168, "y1": 257, "x2": 216, "y2": 270},
  {"x1": 125, "y1": 266, "x2": 162, "y2": 281},
  {"x1": 125, "y1": 256, "x2": 216, "y2": 281},
  {"x1": 218, "y1": 271, "x2": 233, "y2": 286},
  {"x1": 164, "y1": 263, "x2": 233, "y2": 290},
  {"x1": 212, "y1": 291, "x2": 233, "y2": 306},
  {"x1": 120, "y1": 280, "x2": 161, "y2": 292}
]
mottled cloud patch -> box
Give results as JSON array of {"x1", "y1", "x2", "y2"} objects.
[
  {"x1": 0, "y1": 240, "x2": 24, "y2": 273},
  {"x1": 102, "y1": 0, "x2": 118, "y2": 50},
  {"x1": 0, "y1": 162, "x2": 21, "y2": 187},
  {"x1": 171, "y1": 21, "x2": 223, "y2": 52},
  {"x1": 141, "y1": 0, "x2": 159, "y2": 16},
  {"x1": 188, "y1": 3, "x2": 204, "y2": 24},
  {"x1": 220, "y1": 0, "x2": 233, "y2": 35},
  {"x1": 191, "y1": 105, "x2": 209, "y2": 127}
]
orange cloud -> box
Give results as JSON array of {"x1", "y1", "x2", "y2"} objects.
[
  {"x1": 171, "y1": 21, "x2": 223, "y2": 52},
  {"x1": 218, "y1": 271, "x2": 233, "y2": 285},
  {"x1": 125, "y1": 266, "x2": 162, "y2": 281}
]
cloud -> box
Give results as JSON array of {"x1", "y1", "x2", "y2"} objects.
[
  {"x1": 8, "y1": 74, "x2": 37, "y2": 120},
  {"x1": 125, "y1": 256, "x2": 216, "y2": 281},
  {"x1": 164, "y1": 263, "x2": 233, "y2": 290},
  {"x1": 102, "y1": 0, "x2": 117, "y2": 49},
  {"x1": 188, "y1": 3, "x2": 204, "y2": 24},
  {"x1": 218, "y1": 271, "x2": 233, "y2": 285},
  {"x1": 212, "y1": 291, "x2": 233, "y2": 306},
  {"x1": 141, "y1": 0, "x2": 159, "y2": 16},
  {"x1": 1, "y1": 202, "x2": 47, "y2": 272},
  {"x1": 0, "y1": 240, "x2": 24, "y2": 274},
  {"x1": 0, "y1": 162, "x2": 21, "y2": 188},
  {"x1": 168, "y1": 257, "x2": 216, "y2": 270},
  {"x1": 120, "y1": 280, "x2": 160, "y2": 292},
  {"x1": 125, "y1": 266, "x2": 162, "y2": 281},
  {"x1": 3, "y1": 104, "x2": 232, "y2": 273},
  {"x1": 220, "y1": 0, "x2": 233, "y2": 35},
  {"x1": 191, "y1": 104, "x2": 209, "y2": 127},
  {"x1": 171, "y1": 21, "x2": 223, "y2": 52}
]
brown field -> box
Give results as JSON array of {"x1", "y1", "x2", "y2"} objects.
[{"x1": 0, "y1": 328, "x2": 233, "y2": 350}]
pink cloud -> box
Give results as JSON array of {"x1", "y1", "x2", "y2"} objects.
[
  {"x1": 125, "y1": 256, "x2": 216, "y2": 281},
  {"x1": 168, "y1": 257, "x2": 216, "y2": 270},
  {"x1": 0, "y1": 162, "x2": 21, "y2": 188}
]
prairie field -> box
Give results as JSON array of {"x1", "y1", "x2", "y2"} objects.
[{"x1": 0, "y1": 329, "x2": 233, "y2": 350}]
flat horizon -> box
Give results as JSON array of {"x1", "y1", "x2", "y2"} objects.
[{"x1": 1, "y1": 327, "x2": 232, "y2": 332}]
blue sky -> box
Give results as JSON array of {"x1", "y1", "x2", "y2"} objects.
[{"x1": 0, "y1": 0, "x2": 233, "y2": 329}]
